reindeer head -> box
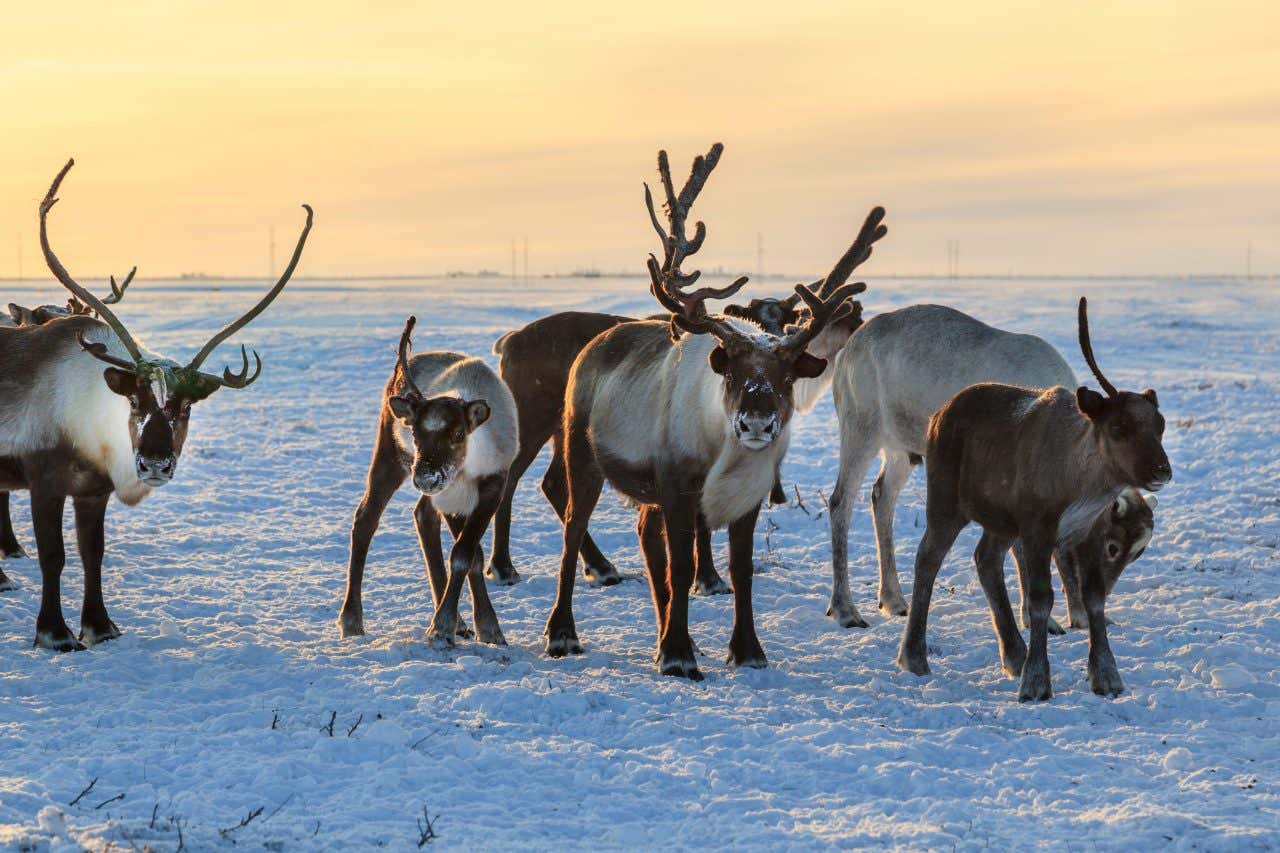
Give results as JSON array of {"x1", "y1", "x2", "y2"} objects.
[
  {"x1": 1099, "y1": 489, "x2": 1157, "y2": 595},
  {"x1": 388, "y1": 316, "x2": 490, "y2": 494},
  {"x1": 642, "y1": 145, "x2": 886, "y2": 450},
  {"x1": 39, "y1": 158, "x2": 312, "y2": 487},
  {"x1": 721, "y1": 295, "x2": 800, "y2": 336},
  {"x1": 1075, "y1": 297, "x2": 1172, "y2": 492}
]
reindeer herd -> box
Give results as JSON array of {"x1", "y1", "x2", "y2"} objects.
[{"x1": 0, "y1": 147, "x2": 1169, "y2": 701}]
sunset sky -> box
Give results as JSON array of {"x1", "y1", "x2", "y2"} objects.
[{"x1": 2, "y1": 1, "x2": 1277, "y2": 279}]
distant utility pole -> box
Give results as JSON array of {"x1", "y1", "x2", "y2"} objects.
[
  {"x1": 269, "y1": 226, "x2": 277, "y2": 278},
  {"x1": 510, "y1": 238, "x2": 517, "y2": 279},
  {"x1": 522, "y1": 236, "x2": 529, "y2": 285},
  {"x1": 756, "y1": 232, "x2": 764, "y2": 279},
  {"x1": 946, "y1": 240, "x2": 960, "y2": 280}
]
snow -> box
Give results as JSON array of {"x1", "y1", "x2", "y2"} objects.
[{"x1": 0, "y1": 274, "x2": 1277, "y2": 850}]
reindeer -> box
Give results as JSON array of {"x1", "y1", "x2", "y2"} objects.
[
  {"x1": 896, "y1": 298, "x2": 1171, "y2": 700},
  {"x1": 826, "y1": 304, "x2": 1158, "y2": 631},
  {"x1": 338, "y1": 316, "x2": 519, "y2": 646},
  {"x1": 0, "y1": 159, "x2": 311, "y2": 650},
  {"x1": 1, "y1": 270, "x2": 139, "y2": 575},
  {"x1": 486, "y1": 289, "x2": 858, "y2": 594},
  {"x1": 543, "y1": 143, "x2": 884, "y2": 679}
]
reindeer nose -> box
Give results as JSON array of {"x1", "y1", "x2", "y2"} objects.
[
  {"x1": 414, "y1": 471, "x2": 449, "y2": 494},
  {"x1": 136, "y1": 455, "x2": 176, "y2": 485},
  {"x1": 734, "y1": 411, "x2": 779, "y2": 446}
]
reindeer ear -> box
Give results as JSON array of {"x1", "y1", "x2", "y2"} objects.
[
  {"x1": 388, "y1": 396, "x2": 416, "y2": 422},
  {"x1": 1076, "y1": 386, "x2": 1107, "y2": 420},
  {"x1": 102, "y1": 367, "x2": 138, "y2": 397},
  {"x1": 794, "y1": 353, "x2": 827, "y2": 379},
  {"x1": 1140, "y1": 388, "x2": 1159, "y2": 407},
  {"x1": 722, "y1": 304, "x2": 746, "y2": 319},
  {"x1": 465, "y1": 400, "x2": 491, "y2": 431},
  {"x1": 9, "y1": 304, "x2": 35, "y2": 325},
  {"x1": 1113, "y1": 493, "x2": 1129, "y2": 516},
  {"x1": 1143, "y1": 494, "x2": 1158, "y2": 510},
  {"x1": 708, "y1": 346, "x2": 729, "y2": 375}
]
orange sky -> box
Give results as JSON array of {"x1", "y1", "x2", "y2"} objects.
[{"x1": 2, "y1": 1, "x2": 1277, "y2": 278}]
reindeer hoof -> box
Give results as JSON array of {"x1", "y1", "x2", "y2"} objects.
[
  {"x1": 79, "y1": 619, "x2": 121, "y2": 647},
  {"x1": 484, "y1": 562, "x2": 522, "y2": 586},
  {"x1": 658, "y1": 654, "x2": 704, "y2": 681},
  {"x1": 582, "y1": 564, "x2": 622, "y2": 587},
  {"x1": 693, "y1": 574, "x2": 731, "y2": 596},
  {"x1": 35, "y1": 625, "x2": 86, "y2": 653},
  {"x1": 545, "y1": 634, "x2": 583, "y2": 658},
  {"x1": 1018, "y1": 661, "x2": 1053, "y2": 702},
  {"x1": 426, "y1": 624, "x2": 456, "y2": 650},
  {"x1": 878, "y1": 594, "x2": 908, "y2": 617},
  {"x1": 475, "y1": 624, "x2": 507, "y2": 646},
  {"x1": 1, "y1": 544, "x2": 28, "y2": 560},
  {"x1": 0, "y1": 573, "x2": 17, "y2": 592},
  {"x1": 455, "y1": 621, "x2": 474, "y2": 640},
  {"x1": 896, "y1": 646, "x2": 930, "y2": 676},
  {"x1": 1047, "y1": 616, "x2": 1066, "y2": 636},
  {"x1": 827, "y1": 601, "x2": 870, "y2": 629},
  {"x1": 337, "y1": 610, "x2": 365, "y2": 639},
  {"x1": 1001, "y1": 646, "x2": 1028, "y2": 679}
]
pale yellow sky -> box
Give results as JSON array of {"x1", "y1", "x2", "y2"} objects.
[{"x1": 2, "y1": 1, "x2": 1277, "y2": 279}]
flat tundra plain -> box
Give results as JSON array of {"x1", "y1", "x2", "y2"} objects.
[{"x1": 0, "y1": 274, "x2": 1276, "y2": 850}]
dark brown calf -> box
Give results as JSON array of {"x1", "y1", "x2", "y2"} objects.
[{"x1": 897, "y1": 298, "x2": 1171, "y2": 700}]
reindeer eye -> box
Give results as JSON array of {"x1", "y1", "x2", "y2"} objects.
[
  {"x1": 1106, "y1": 541, "x2": 1122, "y2": 560},
  {"x1": 1109, "y1": 420, "x2": 1127, "y2": 438}
]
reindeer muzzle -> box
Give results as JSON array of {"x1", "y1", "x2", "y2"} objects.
[{"x1": 136, "y1": 454, "x2": 177, "y2": 486}]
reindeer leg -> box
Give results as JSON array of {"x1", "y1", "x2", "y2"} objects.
[
  {"x1": 30, "y1": 480, "x2": 80, "y2": 651},
  {"x1": 485, "y1": 439, "x2": 538, "y2": 585},
  {"x1": 637, "y1": 504, "x2": 669, "y2": 661},
  {"x1": 1013, "y1": 541, "x2": 1066, "y2": 635},
  {"x1": 768, "y1": 469, "x2": 787, "y2": 507},
  {"x1": 338, "y1": 419, "x2": 406, "y2": 638},
  {"x1": 1080, "y1": 550, "x2": 1124, "y2": 696},
  {"x1": 74, "y1": 494, "x2": 118, "y2": 645},
  {"x1": 544, "y1": 420, "x2": 601, "y2": 657},
  {"x1": 726, "y1": 504, "x2": 766, "y2": 669},
  {"x1": 657, "y1": 494, "x2": 702, "y2": 681},
  {"x1": 449, "y1": 478, "x2": 507, "y2": 646},
  {"x1": 827, "y1": 423, "x2": 878, "y2": 628},
  {"x1": 1055, "y1": 547, "x2": 1091, "y2": 629},
  {"x1": 896, "y1": 516, "x2": 963, "y2": 676},
  {"x1": 871, "y1": 449, "x2": 913, "y2": 617},
  {"x1": 544, "y1": 430, "x2": 619, "y2": 586},
  {"x1": 415, "y1": 498, "x2": 470, "y2": 639},
  {"x1": 973, "y1": 530, "x2": 1025, "y2": 678},
  {"x1": 1016, "y1": 527, "x2": 1056, "y2": 702},
  {"x1": 1, "y1": 491, "x2": 29, "y2": 565},
  {"x1": 692, "y1": 513, "x2": 729, "y2": 596}
]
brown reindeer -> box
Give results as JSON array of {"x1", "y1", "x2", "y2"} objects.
[
  {"x1": 0, "y1": 159, "x2": 311, "y2": 650},
  {"x1": 338, "y1": 316, "x2": 518, "y2": 645},
  {"x1": 897, "y1": 297, "x2": 1171, "y2": 700},
  {"x1": 485, "y1": 295, "x2": 806, "y2": 594},
  {"x1": 543, "y1": 143, "x2": 884, "y2": 679},
  {"x1": 1, "y1": 269, "x2": 139, "y2": 577}
]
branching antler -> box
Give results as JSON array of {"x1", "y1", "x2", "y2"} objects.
[
  {"x1": 780, "y1": 206, "x2": 888, "y2": 354},
  {"x1": 396, "y1": 315, "x2": 425, "y2": 399},
  {"x1": 184, "y1": 204, "x2": 313, "y2": 386},
  {"x1": 40, "y1": 159, "x2": 147, "y2": 364},
  {"x1": 41, "y1": 158, "x2": 311, "y2": 392},
  {"x1": 1077, "y1": 297, "x2": 1117, "y2": 397},
  {"x1": 103, "y1": 266, "x2": 136, "y2": 304},
  {"x1": 643, "y1": 144, "x2": 753, "y2": 345}
]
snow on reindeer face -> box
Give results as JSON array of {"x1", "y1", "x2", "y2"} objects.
[
  {"x1": 389, "y1": 394, "x2": 490, "y2": 495},
  {"x1": 707, "y1": 337, "x2": 827, "y2": 451}
]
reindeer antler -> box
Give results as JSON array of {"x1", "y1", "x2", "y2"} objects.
[
  {"x1": 779, "y1": 206, "x2": 887, "y2": 354},
  {"x1": 40, "y1": 159, "x2": 147, "y2": 365},
  {"x1": 184, "y1": 204, "x2": 313, "y2": 389},
  {"x1": 643, "y1": 144, "x2": 754, "y2": 346},
  {"x1": 1077, "y1": 297, "x2": 1117, "y2": 397},
  {"x1": 396, "y1": 315, "x2": 425, "y2": 399},
  {"x1": 103, "y1": 266, "x2": 137, "y2": 305}
]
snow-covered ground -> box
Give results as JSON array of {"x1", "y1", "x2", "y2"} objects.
[{"x1": 0, "y1": 273, "x2": 1276, "y2": 850}]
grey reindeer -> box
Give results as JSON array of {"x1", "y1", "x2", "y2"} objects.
[
  {"x1": 896, "y1": 297, "x2": 1171, "y2": 701},
  {"x1": 339, "y1": 316, "x2": 518, "y2": 647},
  {"x1": 826, "y1": 303, "x2": 1158, "y2": 632}
]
